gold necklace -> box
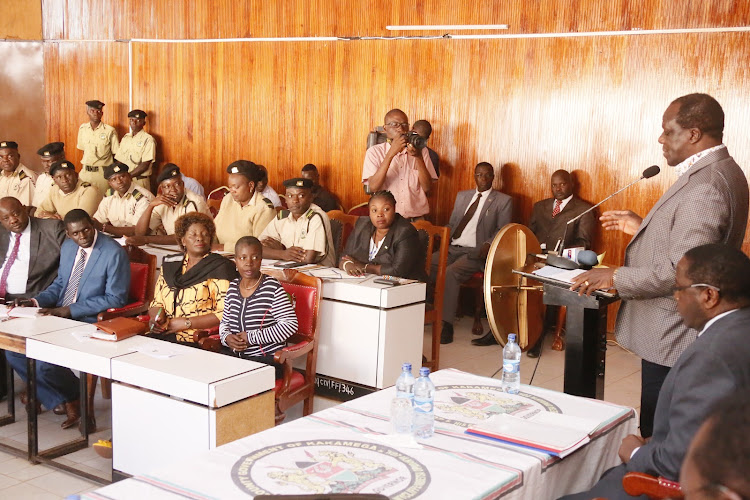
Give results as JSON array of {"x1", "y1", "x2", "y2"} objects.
[{"x1": 241, "y1": 274, "x2": 262, "y2": 290}]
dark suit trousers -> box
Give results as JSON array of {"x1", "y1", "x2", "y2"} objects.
[
  {"x1": 557, "y1": 464, "x2": 648, "y2": 500},
  {"x1": 640, "y1": 360, "x2": 671, "y2": 438},
  {"x1": 431, "y1": 246, "x2": 484, "y2": 324}
]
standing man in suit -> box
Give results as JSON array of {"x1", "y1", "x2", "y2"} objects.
[
  {"x1": 572, "y1": 93, "x2": 749, "y2": 438},
  {"x1": 438, "y1": 162, "x2": 513, "y2": 345},
  {"x1": 0, "y1": 197, "x2": 66, "y2": 402},
  {"x1": 526, "y1": 170, "x2": 595, "y2": 357},
  {"x1": 7, "y1": 209, "x2": 129, "y2": 430},
  {"x1": 562, "y1": 244, "x2": 750, "y2": 500}
]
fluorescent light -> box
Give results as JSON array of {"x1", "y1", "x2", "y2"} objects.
[{"x1": 386, "y1": 24, "x2": 508, "y2": 31}]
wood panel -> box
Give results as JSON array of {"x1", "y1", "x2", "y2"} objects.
[
  {"x1": 0, "y1": 0, "x2": 42, "y2": 40},
  {"x1": 43, "y1": 42, "x2": 130, "y2": 167},
  {"x1": 42, "y1": 0, "x2": 750, "y2": 40}
]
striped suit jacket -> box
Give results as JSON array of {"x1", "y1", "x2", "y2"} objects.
[{"x1": 614, "y1": 146, "x2": 749, "y2": 366}]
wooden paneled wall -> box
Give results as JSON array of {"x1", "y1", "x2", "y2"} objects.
[{"x1": 39, "y1": 1, "x2": 750, "y2": 267}]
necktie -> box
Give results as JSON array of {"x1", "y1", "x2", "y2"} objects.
[
  {"x1": 62, "y1": 249, "x2": 87, "y2": 307},
  {"x1": 0, "y1": 234, "x2": 22, "y2": 300},
  {"x1": 552, "y1": 199, "x2": 562, "y2": 218},
  {"x1": 452, "y1": 193, "x2": 482, "y2": 240}
]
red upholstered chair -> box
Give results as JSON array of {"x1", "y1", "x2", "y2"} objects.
[
  {"x1": 207, "y1": 186, "x2": 228, "y2": 217},
  {"x1": 326, "y1": 210, "x2": 358, "y2": 264},
  {"x1": 274, "y1": 272, "x2": 322, "y2": 424},
  {"x1": 622, "y1": 472, "x2": 683, "y2": 499},
  {"x1": 347, "y1": 202, "x2": 369, "y2": 216}
]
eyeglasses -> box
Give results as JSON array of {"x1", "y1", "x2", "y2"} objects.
[
  {"x1": 672, "y1": 283, "x2": 721, "y2": 293},
  {"x1": 385, "y1": 121, "x2": 409, "y2": 129}
]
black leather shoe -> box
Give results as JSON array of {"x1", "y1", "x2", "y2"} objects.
[
  {"x1": 526, "y1": 338, "x2": 543, "y2": 358},
  {"x1": 471, "y1": 331, "x2": 498, "y2": 346},
  {"x1": 440, "y1": 322, "x2": 454, "y2": 345}
]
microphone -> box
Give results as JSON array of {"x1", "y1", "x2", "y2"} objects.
[{"x1": 555, "y1": 165, "x2": 661, "y2": 253}]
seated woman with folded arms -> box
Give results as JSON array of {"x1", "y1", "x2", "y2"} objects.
[
  {"x1": 339, "y1": 190, "x2": 426, "y2": 281},
  {"x1": 148, "y1": 212, "x2": 238, "y2": 345},
  {"x1": 219, "y1": 236, "x2": 298, "y2": 377}
]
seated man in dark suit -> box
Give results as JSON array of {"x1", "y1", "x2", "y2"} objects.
[
  {"x1": 560, "y1": 243, "x2": 750, "y2": 500},
  {"x1": 8, "y1": 209, "x2": 130, "y2": 430},
  {"x1": 300, "y1": 163, "x2": 339, "y2": 212},
  {"x1": 679, "y1": 389, "x2": 750, "y2": 500},
  {"x1": 0, "y1": 197, "x2": 66, "y2": 402},
  {"x1": 527, "y1": 169, "x2": 595, "y2": 357},
  {"x1": 436, "y1": 162, "x2": 512, "y2": 345}
]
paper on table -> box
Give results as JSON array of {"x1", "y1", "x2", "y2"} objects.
[
  {"x1": 532, "y1": 266, "x2": 586, "y2": 284},
  {"x1": 466, "y1": 412, "x2": 596, "y2": 458},
  {"x1": 127, "y1": 342, "x2": 180, "y2": 359},
  {"x1": 306, "y1": 267, "x2": 366, "y2": 280},
  {"x1": 0, "y1": 306, "x2": 41, "y2": 318}
]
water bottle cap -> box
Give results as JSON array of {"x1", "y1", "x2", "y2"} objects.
[
  {"x1": 402, "y1": 363, "x2": 412, "y2": 371},
  {"x1": 508, "y1": 334, "x2": 516, "y2": 342},
  {"x1": 419, "y1": 367, "x2": 430, "y2": 376}
]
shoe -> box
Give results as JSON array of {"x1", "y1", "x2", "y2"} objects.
[
  {"x1": 53, "y1": 403, "x2": 66, "y2": 415},
  {"x1": 93, "y1": 439, "x2": 112, "y2": 459},
  {"x1": 472, "y1": 331, "x2": 498, "y2": 346},
  {"x1": 440, "y1": 322, "x2": 454, "y2": 345},
  {"x1": 19, "y1": 390, "x2": 27, "y2": 405},
  {"x1": 61, "y1": 400, "x2": 81, "y2": 429},
  {"x1": 526, "y1": 337, "x2": 543, "y2": 358}
]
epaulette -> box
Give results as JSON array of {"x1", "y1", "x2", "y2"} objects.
[
  {"x1": 304, "y1": 208, "x2": 315, "y2": 219},
  {"x1": 262, "y1": 197, "x2": 274, "y2": 209},
  {"x1": 81, "y1": 182, "x2": 92, "y2": 188},
  {"x1": 277, "y1": 209, "x2": 290, "y2": 219},
  {"x1": 105, "y1": 188, "x2": 114, "y2": 196},
  {"x1": 18, "y1": 170, "x2": 27, "y2": 181},
  {"x1": 133, "y1": 189, "x2": 144, "y2": 201}
]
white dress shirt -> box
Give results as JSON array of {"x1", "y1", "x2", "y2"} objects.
[
  {"x1": 452, "y1": 189, "x2": 490, "y2": 248},
  {"x1": 0, "y1": 223, "x2": 31, "y2": 295}
]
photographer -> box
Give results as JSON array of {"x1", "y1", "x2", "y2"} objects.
[{"x1": 362, "y1": 109, "x2": 438, "y2": 221}]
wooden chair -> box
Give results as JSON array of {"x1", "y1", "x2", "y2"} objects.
[
  {"x1": 326, "y1": 210, "x2": 358, "y2": 263},
  {"x1": 347, "y1": 202, "x2": 369, "y2": 216},
  {"x1": 90, "y1": 245, "x2": 157, "y2": 417},
  {"x1": 274, "y1": 272, "x2": 323, "y2": 424},
  {"x1": 412, "y1": 220, "x2": 450, "y2": 371},
  {"x1": 207, "y1": 186, "x2": 228, "y2": 217},
  {"x1": 622, "y1": 472, "x2": 683, "y2": 499}
]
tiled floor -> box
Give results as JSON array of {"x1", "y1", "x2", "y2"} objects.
[{"x1": 0, "y1": 317, "x2": 642, "y2": 498}]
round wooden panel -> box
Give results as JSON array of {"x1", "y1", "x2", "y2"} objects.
[{"x1": 483, "y1": 224, "x2": 544, "y2": 350}]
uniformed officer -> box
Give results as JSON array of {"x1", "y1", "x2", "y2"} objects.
[
  {"x1": 33, "y1": 141, "x2": 65, "y2": 207},
  {"x1": 115, "y1": 109, "x2": 155, "y2": 192},
  {"x1": 129, "y1": 163, "x2": 210, "y2": 246},
  {"x1": 0, "y1": 141, "x2": 38, "y2": 206},
  {"x1": 37, "y1": 160, "x2": 103, "y2": 219},
  {"x1": 76, "y1": 100, "x2": 119, "y2": 194},
  {"x1": 259, "y1": 177, "x2": 336, "y2": 267},
  {"x1": 214, "y1": 160, "x2": 276, "y2": 251},
  {"x1": 92, "y1": 161, "x2": 154, "y2": 237}
]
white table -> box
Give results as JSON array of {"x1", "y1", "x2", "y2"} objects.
[
  {"x1": 25, "y1": 324, "x2": 276, "y2": 480},
  {"x1": 82, "y1": 369, "x2": 637, "y2": 499}
]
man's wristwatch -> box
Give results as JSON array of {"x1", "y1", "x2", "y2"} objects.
[{"x1": 184, "y1": 318, "x2": 192, "y2": 329}]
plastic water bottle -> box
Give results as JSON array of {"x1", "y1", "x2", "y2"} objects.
[
  {"x1": 390, "y1": 363, "x2": 415, "y2": 434},
  {"x1": 413, "y1": 367, "x2": 435, "y2": 438},
  {"x1": 502, "y1": 333, "x2": 522, "y2": 394}
]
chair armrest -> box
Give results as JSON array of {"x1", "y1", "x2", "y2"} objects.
[{"x1": 274, "y1": 341, "x2": 313, "y2": 364}]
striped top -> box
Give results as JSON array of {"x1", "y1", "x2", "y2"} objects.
[{"x1": 219, "y1": 275, "x2": 298, "y2": 357}]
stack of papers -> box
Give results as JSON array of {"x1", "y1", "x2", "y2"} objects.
[
  {"x1": 532, "y1": 266, "x2": 586, "y2": 284},
  {"x1": 466, "y1": 411, "x2": 600, "y2": 458},
  {"x1": 0, "y1": 306, "x2": 41, "y2": 319}
]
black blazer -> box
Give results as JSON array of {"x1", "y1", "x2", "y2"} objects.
[
  {"x1": 343, "y1": 214, "x2": 426, "y2": 281},
  {"x1": 0, "y1": 217, "x2": 66, "y2": 300}
]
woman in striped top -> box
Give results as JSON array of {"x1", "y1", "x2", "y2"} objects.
[{"x1": 219, "y1": 236, "x2": 298, "y2": 376}]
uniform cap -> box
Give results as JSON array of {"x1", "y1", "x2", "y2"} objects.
[
  {"x1": 156, "y1": 163, "x2": 181, "y2": 184},
  {"x1": 37, "y1": 142, "x2": 64, "y2": 157},
  {"x1": 0, "y1": 141, "x2": 18, "y2": 150},
  {"x1": 127, "y1": 109, "x2": 147, "y2": 119},
  {"x1": 103, "y1": 161, "x2": 130, "y2": 179},
  {"x1": 283, "y1": 177, "x2": 313, "y2": 189},
  {"x1": 50, "y1": 160, "x2": 76, "y2": 176},
  {"x1": 85, "y1": 100, "x2": 105, "y2": 109}
]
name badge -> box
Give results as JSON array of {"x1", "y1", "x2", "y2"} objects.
[{"x1": 99, "y1": 133, "x2": 106, "y2": 140}]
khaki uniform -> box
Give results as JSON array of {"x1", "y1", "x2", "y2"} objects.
[
  {"x1": 39, "y1": 179, "x2": 103, "y2": 218},
  {"x1": 214, "y1": 192, "x2": 275, "y2": 250},
  {"x1": 77, "y1": 121, "x2": 119, "y2": 193},
  {"x1": 0, "y1": 164, "x2": 38, "y2": 206},
  {"x1": 32, "y1": 172, "x2": 55, "y2": 207},
  {"x1": 115, "y1": 129, "x2": 155, "y2": 192},
  {"x1": 94, "y1": 184, "x2": 155, "y2": 228},
  {"x1": 260, "y1": 203, "x2": 336, "y2": 267},
  {"x1": 150, "y1": 189, "x2": 211, "y2": 235}
]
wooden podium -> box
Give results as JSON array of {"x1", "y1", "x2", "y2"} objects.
[{"x1": 515, "y1": 270, "x2": 619, "y2": 399}]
